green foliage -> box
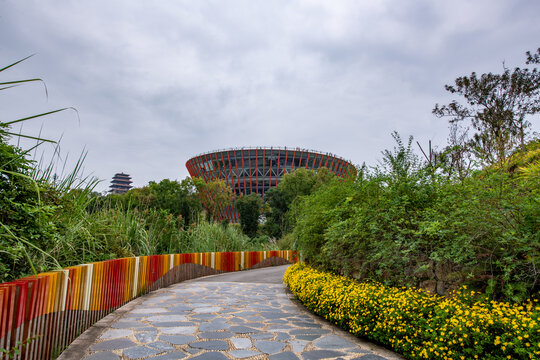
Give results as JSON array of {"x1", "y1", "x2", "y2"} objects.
[
  {"x1": 276, "y1": 232, "x2": 294, "y2": 250},
  {"x1": 185, "y1": 220, "x2": 261, "y2": 253},
  {"x1": 264, "y1": 167, "x2": 336, "y2": 239},
  {"x1": 148, "y1": 178, "x2": 201, "y2": 225},
  {"x1": 54, "y1": 204, "x2": 187, "y2": 264},
  {"x1": 235, "y1": 193, "x2": 263, "y2": 238},
  {"x1": 293, "y1": 133, "x2": 539, "y2": 302},
  {"x1": 193, "y1": 178, "x2": 233, "y2": 222},
  {"x1": 249, "y1": 234, "x2": 271, "y2": 247},
  {"x1": 379, "y1": 131, "x2": 422, "y2": 180},
  {"x1": 92, "y1": 177, "x2": 201, "y2": 228},
  {"x1": 278, "y1": 167, "x2": 317, "y2": 198},
  {"x1": 292, "y1": 176, "x2": 356, "y2": 265},
  {"x1": 0, "y1": 336, "x2": 38, "y2": 359},
  {"x1": 0, "y1": 131, "x2": 60, "y2": 282},
  {"x1": 433, "y1": 48, "x2": 540, "y2": 166},
  {"x1": 505, "y1": 138, "x2": 540, "y2": 182},
  {"x1": 263, "y1": 186, "x2": 289, "y2": 238}
]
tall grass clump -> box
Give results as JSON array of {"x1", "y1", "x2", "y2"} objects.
[{"x1": 186, "y1": 220, "x2": 256, "y2": 253}]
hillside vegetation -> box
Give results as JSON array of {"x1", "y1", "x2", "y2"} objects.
[{"x1": 291, "y1": 137, "x2": 539, "y2": 302}]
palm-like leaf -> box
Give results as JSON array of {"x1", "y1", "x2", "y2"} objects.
[{"x1": 0, "y1": 55, "x2": 78, "y2": 142}]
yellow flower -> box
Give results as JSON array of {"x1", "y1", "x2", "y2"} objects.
[{"x1": 284, "y1": 263, "x2": 538, "y2": 360}]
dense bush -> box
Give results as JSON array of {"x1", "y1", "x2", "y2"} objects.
[
  {"x1": 288, "y1": 49, "x2": 540, "y2": 302},
  {"x1": 236, "y1": 193, "x2": 263, "y2": 238},
  {"x1": 284, "y1": 263, "x2": 540, "y2": 360},
  {"x1": 293, "y1": 137, "x2": 539, "y2": 302},
  {"x1": 0, "y1": 131, "x2": 60, "y2": 281},
  {"x1": 264, "y1": 167, "x2": 335, "y2": 239}
]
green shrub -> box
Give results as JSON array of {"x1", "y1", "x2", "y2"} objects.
[
  {"x1": 236, "y1": 193, "x2": 263, "y2": 238},
  {"x1": 0, "y1": 132, "x2": 60, "y2": 281},
  {"x1": 293, "y1": 137, "x2": 539, "y2": 301},
  {"x1": 276, "y1": 233, "x2": 294, "y2": 250}
]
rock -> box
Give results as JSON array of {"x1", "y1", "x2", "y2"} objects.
[
  {"x1": 420, "y1": 280, "x2": 437, "y2": 294},
  {"x1": 436, "y1": 281, "x2": 447, "y2": 295}
]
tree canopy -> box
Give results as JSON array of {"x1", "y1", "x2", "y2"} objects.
[
  {"x1": 235, "y1": 193, "x2": 263, "y2": 238},
  {"x1": 264, "y1": 167, "x2": 336, "y2": 239},
  {"x1": 433, "y1": 48, "x2": 540, "y2": 166},
  {"x1": 193, "y1": 178, "x2": 233, "y2": 222}
]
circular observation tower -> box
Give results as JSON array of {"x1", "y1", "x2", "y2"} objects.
[{"x1": 186, "y1": 147, "x2": 356, "y2": 222}]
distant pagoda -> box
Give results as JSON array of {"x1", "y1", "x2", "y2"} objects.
[{"x1": 109, "y1": 173, "x2": 133, "y2": 194}]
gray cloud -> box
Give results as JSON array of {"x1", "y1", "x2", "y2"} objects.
[{"x1": 1, "y1": 0, "x2": 539, "y2": 191}]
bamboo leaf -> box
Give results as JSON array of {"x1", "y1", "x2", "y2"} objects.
[
  {"x1": 0, "y1": 54, "x2": 35, "y2": 73},
  {"x1": 2, "y1": 131, "x2": 56, "y2": 143},
  {"x1": 0, "y1": 85, "x2": 19, "y2": 91},
  {"x1": 3, "y1": 107, "x2": 77, "y2": 126},
  {"x1": 0, "y1": 78, "x2": 44, "y2": 86}
]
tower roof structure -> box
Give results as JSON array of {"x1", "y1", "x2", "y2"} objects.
[{"x1": 109, "y1": 172, "x2": 133, "y2": 194}]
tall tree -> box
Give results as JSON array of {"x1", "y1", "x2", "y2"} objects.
[
  {"x1": 193, "y1": 179, "x2": 233, "y2": 222},
  {"x1": 433, "y1": 48, "x2": 540, "y2": 166},
  {"x1": 149, "y1": 177, "x2": 201, "y2": 226},
  {"x1": 99, "y1": 177, "x2": 202, "y2": 227},
  {"x1": 235, "y1": 193, "x2": 263, "y2": 238},
  {"x1": 264, "y1": 168, "x2": 336, "y2": 238}
]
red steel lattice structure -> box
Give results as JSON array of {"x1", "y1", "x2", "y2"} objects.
[{"x1": 186, "y1": 147, "x2": 357, "y2": 222}]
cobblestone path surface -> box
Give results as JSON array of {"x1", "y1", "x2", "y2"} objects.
[{"x1": 75, "y1": 266, "x2": 401, "y2": 360}]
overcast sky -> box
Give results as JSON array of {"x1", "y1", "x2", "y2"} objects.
[{"x1": 1, "y1": 0, "x2": 539, "y2": 192}]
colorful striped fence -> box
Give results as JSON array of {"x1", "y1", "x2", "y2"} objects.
[{"x1": 0, "y1": 250, "x2": 298, "y2": 360}]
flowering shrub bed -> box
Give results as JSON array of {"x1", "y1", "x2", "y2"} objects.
[{"x1": 284, "y1": 263, "x2": 539, "y2": 359}]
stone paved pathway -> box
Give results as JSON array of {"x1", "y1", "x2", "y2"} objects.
[{"x1": 77, "y1": 266, "x2": 401, "y2": 360}]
